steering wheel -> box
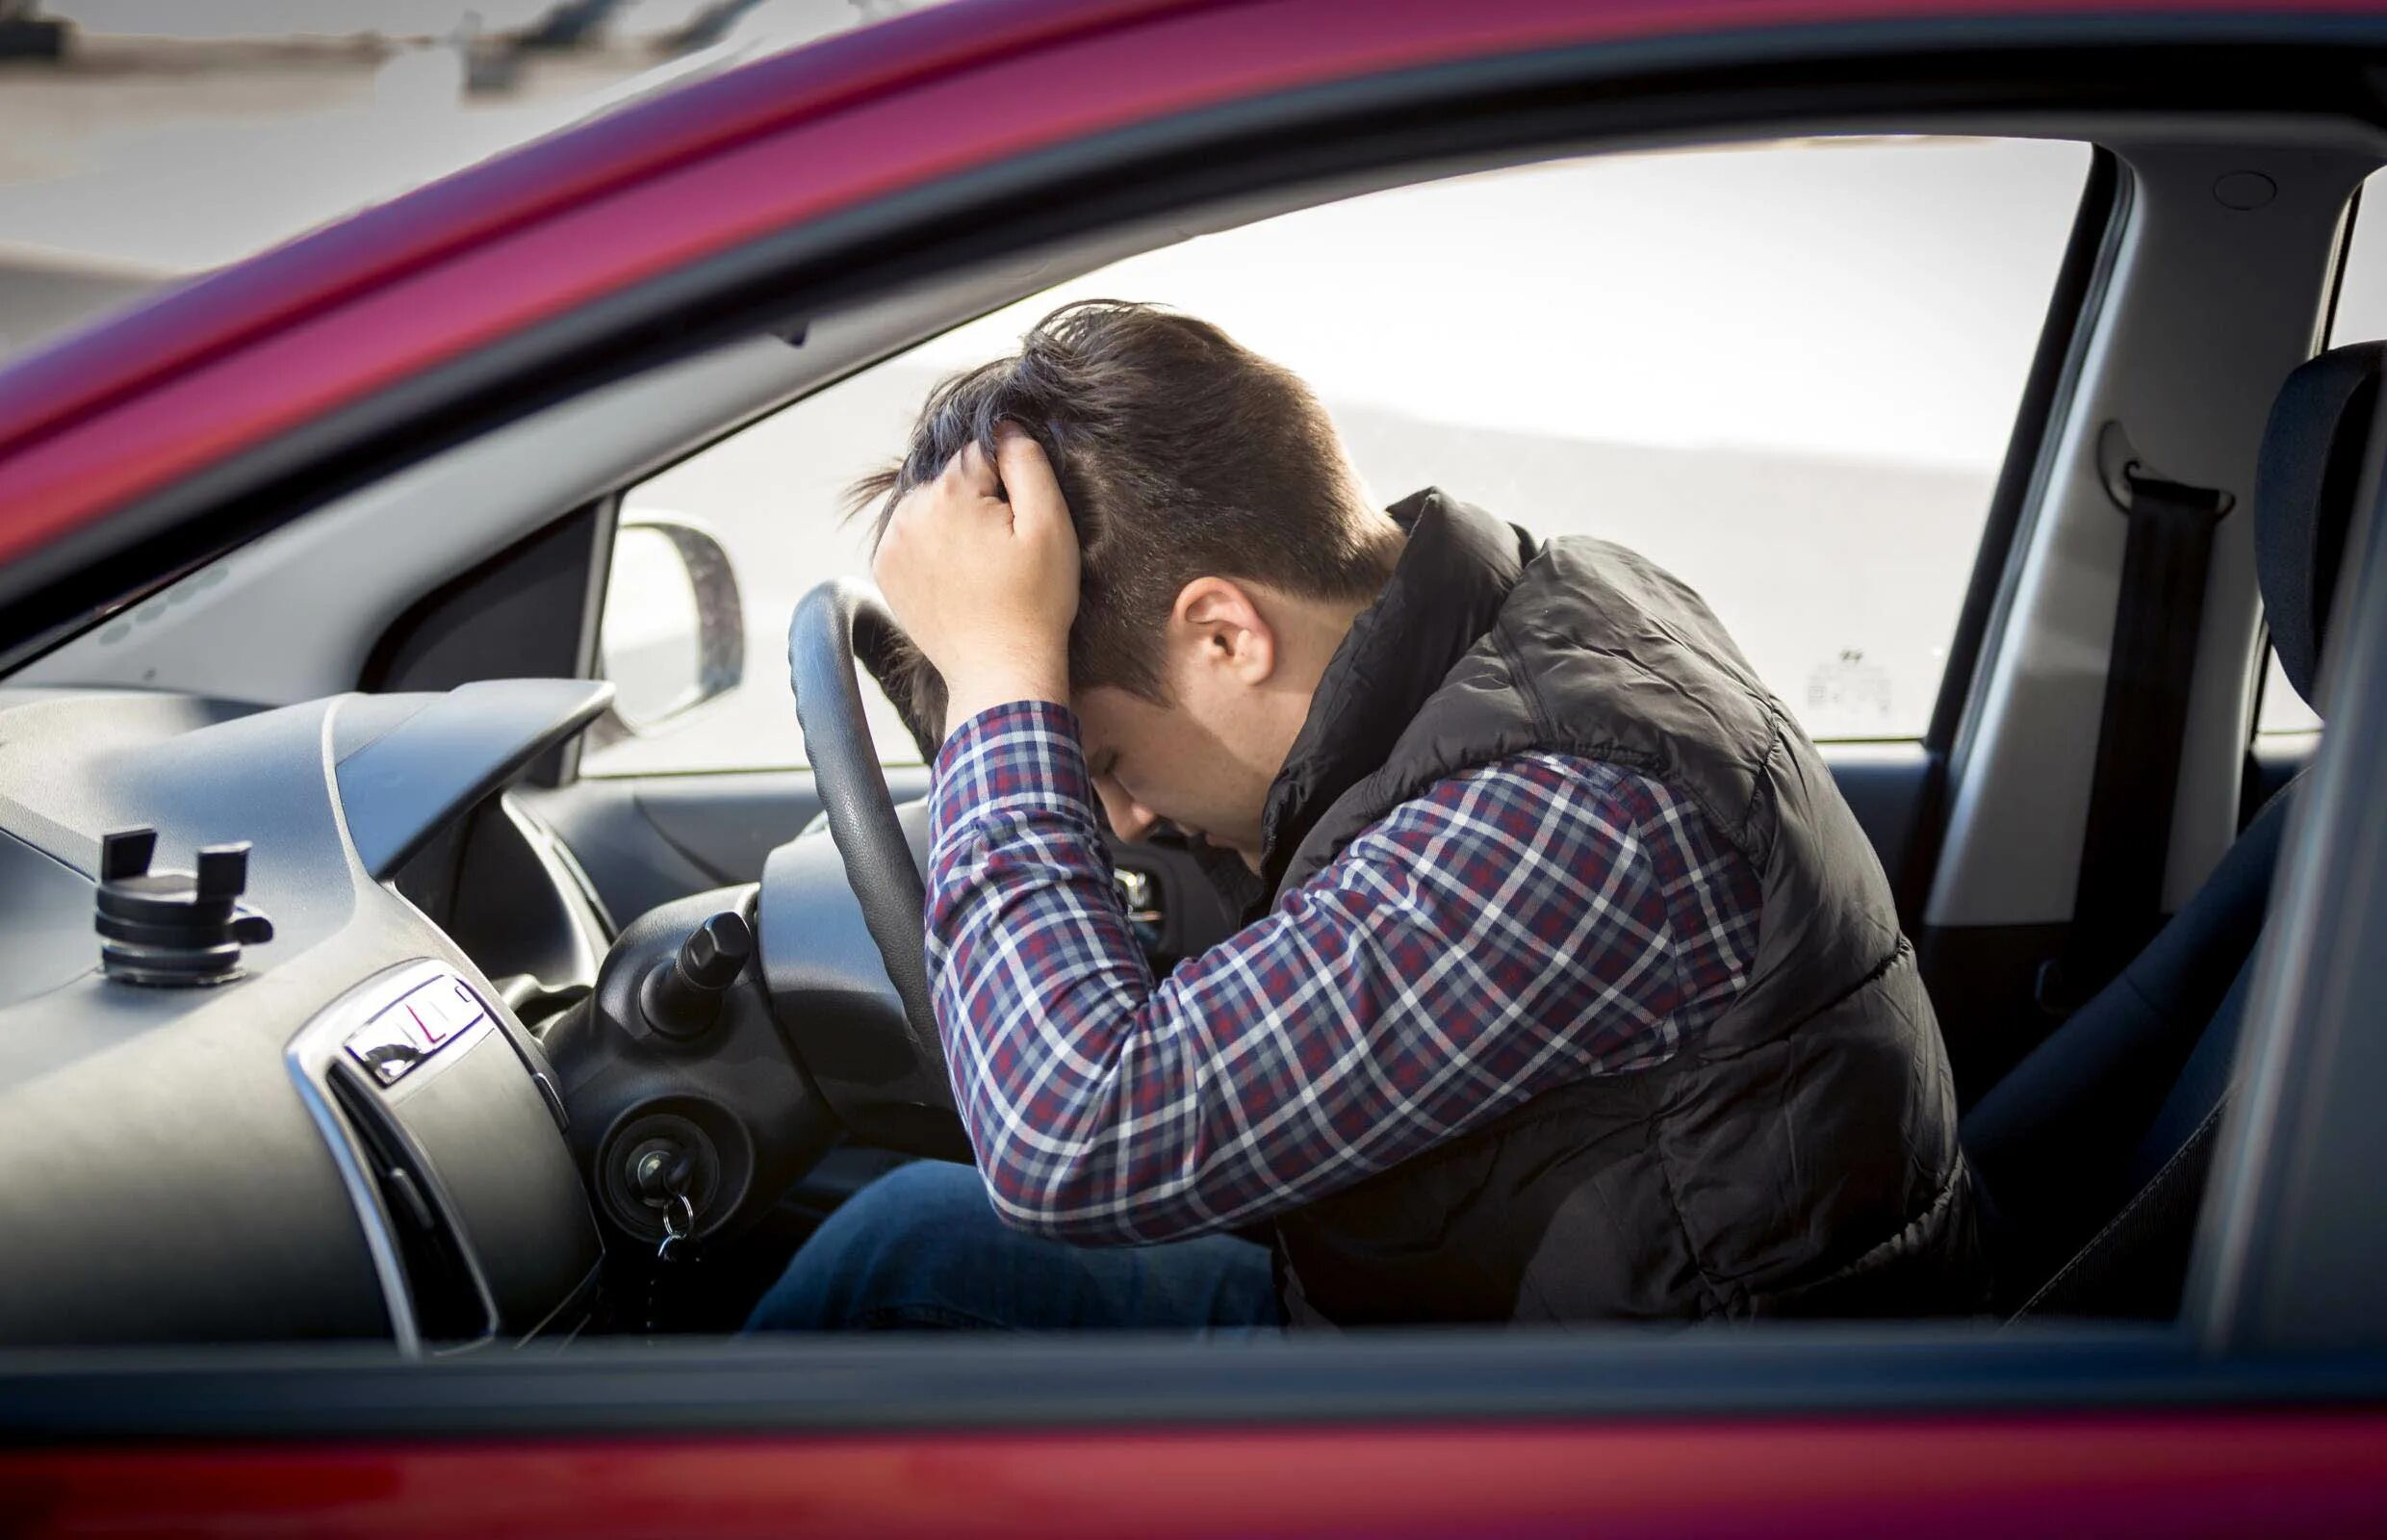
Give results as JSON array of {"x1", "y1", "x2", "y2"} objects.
[
  {"x1": 773, "y1": 578, "x2": 960, "y2": 1140},
  {"x1": 541, "y1": 578, "x2": 963, "y2": 1255}
]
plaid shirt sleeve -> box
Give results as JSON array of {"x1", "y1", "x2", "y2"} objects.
[{"x1": 926, "y1": 699, "x2": 1762, "y2": 1245}]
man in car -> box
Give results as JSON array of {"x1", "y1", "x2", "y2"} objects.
[{"x1": 748, "y1": 299, "x2": 1983, "y2": 1331}]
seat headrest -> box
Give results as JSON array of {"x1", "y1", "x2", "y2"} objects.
[{"x1": 2257, "y1": 341, "x2": 2387, "y2": 713}]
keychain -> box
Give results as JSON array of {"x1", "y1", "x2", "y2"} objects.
[{"x1": 645, "y1": 1191, "x2": 697, "y2": 1335}]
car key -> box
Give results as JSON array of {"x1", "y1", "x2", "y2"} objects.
[{"x1": 655, "y1": 1191, "x2": 695, "y2": 1265}]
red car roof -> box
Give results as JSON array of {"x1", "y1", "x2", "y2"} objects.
[{"x1": 0, "y1": 0, "x2": 2380, "y2": 571}]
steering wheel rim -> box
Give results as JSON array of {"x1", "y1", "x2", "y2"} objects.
[{"x1": 786, "y1": 578, "x2": 945, "y2": 1092}]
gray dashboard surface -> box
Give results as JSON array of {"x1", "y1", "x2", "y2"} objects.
[
  {"x1": 0, "y1": 681, "x2": 605, "y2": 1346},
  {"x1": 334, "y1": 680, "x2": 614, "y2": 878}
]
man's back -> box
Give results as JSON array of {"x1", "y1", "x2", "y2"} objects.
[{"x1": 1250, "y1": 493, "x2": 1979, "y2": 1322}]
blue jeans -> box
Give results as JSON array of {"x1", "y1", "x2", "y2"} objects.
[{"x1": 745, "y1": 1160, "x2": 1285, "y2": 1333}]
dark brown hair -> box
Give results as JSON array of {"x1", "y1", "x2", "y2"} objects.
[{"x1": 854, "y1": 299, "x2": 1399, "y2": 738}]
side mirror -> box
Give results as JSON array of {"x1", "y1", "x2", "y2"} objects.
[{"x1": 593, "y1": 512, "x2": 744, "y2": 739}]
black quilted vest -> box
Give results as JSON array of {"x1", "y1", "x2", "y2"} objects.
[{"x1": 1258, "y1": 491, "x2": 1985, "y2": 1325}]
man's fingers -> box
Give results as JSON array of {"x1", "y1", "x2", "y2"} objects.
[
  {"x1": 994, "y1": 424, "x2": 1070, "y2": 539},
  {"x1": 951, "y1": 440, "x2": 1001, "y2": 498}
]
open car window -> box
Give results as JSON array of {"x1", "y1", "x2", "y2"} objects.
[{"x1": 585, "y1": 135, "x2": 2092, "y2": 776}]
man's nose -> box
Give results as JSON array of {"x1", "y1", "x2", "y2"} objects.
[{"x1": 1098, "y1": 782, "x2": 1159, "y2": 842}]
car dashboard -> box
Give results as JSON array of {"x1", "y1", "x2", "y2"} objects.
[{"x1": 0, "y1": 680, "x2": 615, "y2": 1350}]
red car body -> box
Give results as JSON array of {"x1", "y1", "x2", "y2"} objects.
[
  {"x1": 2, "y1": 0, "x2": 2384, "y2": 1532},
  {"x1": 6, "y1": 1414, "x2": 2387, "y2": 1537}
]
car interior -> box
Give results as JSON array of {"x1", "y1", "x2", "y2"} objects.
[{"x1": 0, "y1": 43, "x2": 2381, "y2": 1356}]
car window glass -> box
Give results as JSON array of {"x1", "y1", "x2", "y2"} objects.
[
  {"x1": 2257, "y1": 648, "x2": 2323, "y2": 735},
  {"x1": 585, "y1": 136, "x2": 2092, "y2": 775}
]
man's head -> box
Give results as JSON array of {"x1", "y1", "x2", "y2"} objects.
[{"x1": 858, "y1": 299, "x2": 1401, "y2": 864}]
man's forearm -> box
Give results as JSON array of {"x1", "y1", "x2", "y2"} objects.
[{"x1": 925, "y1": 700, "x2": 1168, "y2": 1236}]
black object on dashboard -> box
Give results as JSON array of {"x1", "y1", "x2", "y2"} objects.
[
  {"x1": 93, "y1": 827, "x2": 274, "y2": 988},
  {"x1": 638, "y1": 908, "x2": 754, "y2": 1042}
]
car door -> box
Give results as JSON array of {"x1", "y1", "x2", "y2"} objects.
[{"x1": 6, "y1": 6, "x2": 2386, "y2": 1530}]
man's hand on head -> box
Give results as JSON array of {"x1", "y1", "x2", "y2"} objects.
[{"x1": 873, "y1": 424, "x2": 1081, "y2": 735}]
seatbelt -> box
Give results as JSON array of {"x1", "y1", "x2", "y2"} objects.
[{"x1": 2038, "y1": 467, "x2": 2233, "y2": 1014}]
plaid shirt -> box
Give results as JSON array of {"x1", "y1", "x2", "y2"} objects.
[{"x1": 927, "y1": 700, "x2": 1763, "y2": 1245}]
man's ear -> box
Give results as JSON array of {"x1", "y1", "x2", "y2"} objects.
[{"x1": 1172, "y1": 577, "x2": 1276, "y2": 685}]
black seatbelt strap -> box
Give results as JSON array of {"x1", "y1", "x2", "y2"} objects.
[{"x1": 2039, "y1": 468, "x2": 2233, "y2": 1014}]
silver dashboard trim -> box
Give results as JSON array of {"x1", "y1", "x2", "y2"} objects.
[{"x1": 282, "y1": 957, "x2": 477, "y2": 1358}]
